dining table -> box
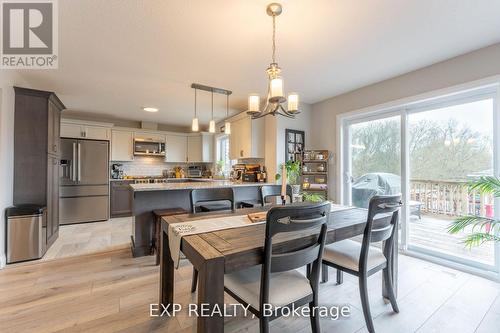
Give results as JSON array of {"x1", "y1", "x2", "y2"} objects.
[{"x1": 159, "y1": 204, "x2": 398, "y2": 333}]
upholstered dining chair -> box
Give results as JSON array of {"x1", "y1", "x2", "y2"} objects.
[
  {"x1": 224, "y1": 202, "x2": 331, "y2": 333},
  {"x1": 321, "y1": 195, "x2": 402, "y2": 333},
  {"x1": 260, "y1": 184, "x2": 293, "y2": 206},
  {"x1": 190, "y1": 187, "x2": 235, "y2": 213}
]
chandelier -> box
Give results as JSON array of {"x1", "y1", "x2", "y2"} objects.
[{"x1": 247, "y1": 3, "x2": 299, "y2": 119}]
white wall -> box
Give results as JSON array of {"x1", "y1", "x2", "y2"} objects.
[
  {"x1": 0, "y1": 72, "x2": 27, "y2": 268},
  {"x1": 310, "y1": 42, "x2": 500, "y2": 201}
]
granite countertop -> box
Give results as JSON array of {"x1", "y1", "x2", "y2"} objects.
[{"x1": 129, "y1": 180, "x2": 270, "y2": 192}]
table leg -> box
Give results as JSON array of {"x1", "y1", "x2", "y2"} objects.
[
  {"x1": 197, "y1": 256, "x2": 225, "y2": 333},
  {"x1": 382, "y1": 228, "x2": 398, "y2": 301},
  {"x1": 159, "y1": 228, "x2": 174, "y2": 307}
]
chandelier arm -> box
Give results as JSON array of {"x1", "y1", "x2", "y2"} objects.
[{"x1": 278, "y1": 104, "x2": 295, "y2": 118}]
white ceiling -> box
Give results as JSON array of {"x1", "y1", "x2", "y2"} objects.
[{"x1": 16, "y1": 0, "x2": 500, "y2": 127}]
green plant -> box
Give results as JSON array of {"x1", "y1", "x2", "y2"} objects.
[
  {"x1": 275, "y1": 160, "x2": 301, "y2": 184},
  {"x1": 448, "y1": 176, "x2": 500, "y2": 248},
  {"x1": 302, "y1": 192, "x2": 325, "y2": 203}
]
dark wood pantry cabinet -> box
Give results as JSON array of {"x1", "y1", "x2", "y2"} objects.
[{"x1": 13, "y1": 87, "x2": 65, "y2": 248}]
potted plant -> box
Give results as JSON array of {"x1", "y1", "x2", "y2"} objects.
[
  {"x1": 302, "y1": 192, "x2": 325, "y2": 203},
  {"x1": 448, "y1": 176, "x2": 500, "y2": 247},
  {"x1": 275, "y1": 160, "x2": 302, "y2": 195}
]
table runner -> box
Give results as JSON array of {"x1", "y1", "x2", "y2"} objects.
[{"x1": 168, "y1": 215, "x2": 265, "y2": 268}]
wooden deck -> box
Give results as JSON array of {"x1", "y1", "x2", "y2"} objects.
[
  {"x1": 1, "y1": 247, "x2": 499, "y2": 332},
  {"x1": 409, "y1": 213, "x2": 495, "y2": 265}
]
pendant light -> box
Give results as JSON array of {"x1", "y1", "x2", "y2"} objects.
[
  {"x1": 247, "y1": 3, "x2": 300, "y2": 119},
  {"x1": 191, "y1": 88, "x2": 199, "y2": 132},
  {"x1": 209, "y1": 91, "x2": 215, "y2": 133},
  {"x1": 224, "y1": 94, "x2": 231, "y2": 135}
]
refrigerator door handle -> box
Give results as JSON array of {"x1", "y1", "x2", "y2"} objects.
[
  {"x1": 77, "y1": 142, "x2": 82, "y2": 182},
  {"x1": 72, "y1": 142, "x2": 77, "y2": 182}
]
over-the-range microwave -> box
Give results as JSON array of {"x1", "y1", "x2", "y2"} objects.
[{"x1": 133, "y1": 138, "x2": 166, "y2": 156}]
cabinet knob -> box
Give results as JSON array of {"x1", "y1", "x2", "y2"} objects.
[{"x1": 53, "y1": 144, "x2": 57, "y2": 152}]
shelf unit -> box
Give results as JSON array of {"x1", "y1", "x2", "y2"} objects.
[{"x1": 301, "y1": 150, "x2": 329, "y2": 199}]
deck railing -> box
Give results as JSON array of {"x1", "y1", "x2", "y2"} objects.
[{"x1": 409, "y1": 179, "x2": 494, "y2": 217}]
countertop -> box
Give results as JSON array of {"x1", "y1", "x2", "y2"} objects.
[
  {"x1": 109, "y1": 177, "x2": 212, "y2": 182},
  {"x1": 129, "y1": 180, "x2": 270, "y2": 192}
]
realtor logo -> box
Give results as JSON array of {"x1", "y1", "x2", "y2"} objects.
[{"x1": 1, "y1": 0, "x2": 58, "y2": 68}]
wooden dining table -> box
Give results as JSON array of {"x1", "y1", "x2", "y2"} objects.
[{"x1": 159, "y1": 205, "x2": 398, "y2": 333}]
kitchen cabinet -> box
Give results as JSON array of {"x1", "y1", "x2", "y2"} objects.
[
  {"x1": 61, "y1": 120, "x2": 111, "y2": 140},
  {"x1": 110, "y1": 180, "x2": 133, "y2": 217},
  {"x1": 165, "y1": 134, "x2": 187, "y2": 162},
  {"x1": 187, "y1": 133, "x2": 213, "y2": 163},
  {"x1": 46, "y1": 155, "x2": 60, "y2": 241},
  {"x1": 135, "y1": 132, "x2": 165, "y2": 142},
  {"x1": 229, "y1": 115, "x2": 264, "y2": 159},
  {"x1": 111, "y1": 130, "x2": 134, "y2": 161},
  {"x1": 47, "y1": 100, "x2": 61, "y2": 155},
  {"x1": 13, "y1": 87, "x2": 65, "y2": 248}
]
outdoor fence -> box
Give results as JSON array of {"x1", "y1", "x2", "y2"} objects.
[{"x1": 410, "y1": 179, "x2": 494, "y2": 218}]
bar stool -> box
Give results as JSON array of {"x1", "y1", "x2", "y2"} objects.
[
  {"x1": 152, "y1": 207, "x2": 188, "y2": 265},
  {"x1": 190, "y1": 188, "x2": 235, "y2": 213},
  {"x1": 260, "y1": 184, "x2": 293, "y2": 206}
]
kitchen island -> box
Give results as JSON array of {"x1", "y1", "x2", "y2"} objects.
[{"x1": 129, "y1": 180, "x2": 268, "y2": 257}]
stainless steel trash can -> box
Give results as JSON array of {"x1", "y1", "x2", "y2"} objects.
[{"x1": 6, "y1": 205, "x2": 47, "y2": 264}]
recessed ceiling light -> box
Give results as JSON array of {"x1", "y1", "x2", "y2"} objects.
[{"x1": 142, "y1": 107, "x2": 159, "y2": 112}]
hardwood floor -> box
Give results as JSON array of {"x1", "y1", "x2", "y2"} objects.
[{"x1": 0, "y1": 248, "x2": 499, "y2": 333}]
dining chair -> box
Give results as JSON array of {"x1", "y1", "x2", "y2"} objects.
[
  {"x1": 260, "y1": 184, "x2": 293, "y2": 206},
  {"x1": 321, "y1": 195, "x2": 401, "y2": 333},
  {"x1": 190, "y1": 187, "x2": 235, "y2": 213},
  {"x1": 188, "y1": 188, "x2": 235, "y2": 293},
  {"x1": 224, "y1": 202, "x2": 331, "y2": 333}
]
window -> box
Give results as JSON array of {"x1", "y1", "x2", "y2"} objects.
[{"x1": 216, "y1": 135, "x2": 231, "y2": 177}]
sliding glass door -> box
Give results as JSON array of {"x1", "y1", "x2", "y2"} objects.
[
  {"x1": 407, "y1": 96, "x2": 496, "y2": 269},
  {"x1": 343, "y1": 115, "x2": 401, "y2": 209},
  {"x1": 341, "y1": 87, "x2": 499, "y2": 273}
]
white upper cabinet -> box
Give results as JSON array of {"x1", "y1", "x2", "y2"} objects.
[
  {"x1": 187, "y1": 135, "x2": 202, "y2": 162},
  {"x1": 187, "y1": 133, "x2": 213, "y2": 163},
  {"x1": 165, "y1": 134, "x2": 188, "y2": 162},
  {"x1": 60, "y1": 119, "x2": 111, "y2": 140},
  {"x1": 229, "y1": 114, "x2": 264, "y2": 160},
  {"x1": 111, "y1": 130, "x2": 134, "y2": 161}
]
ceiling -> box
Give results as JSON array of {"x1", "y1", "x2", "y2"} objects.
[{"x1": 16, "y1": 0, "x2": 500, "y2": 127}]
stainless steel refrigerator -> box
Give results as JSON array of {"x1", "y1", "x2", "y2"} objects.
[{"x1": 59, "y1": 139, "x2": 109, "y2": 225}]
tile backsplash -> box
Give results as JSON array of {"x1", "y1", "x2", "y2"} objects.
[{"x1": 110, "y1": 156, "x2": 211, "y2": 177}]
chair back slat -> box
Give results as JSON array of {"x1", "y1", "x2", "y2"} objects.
[
  {"x1": 189, "y1": 188, "x2": 235, "y2": 214},
  {"x1": 270, "y1": 243, "x2": 321, "y2": 273},
  {"x1": 259, "y1": 202, "x2": 330, "y2": 308},
  {"x1": 260, "y1": 185, "x2": 293, "y2": 206},
  {"x1": 359, "y1": 194, "x2": 401, "y2": 273}
]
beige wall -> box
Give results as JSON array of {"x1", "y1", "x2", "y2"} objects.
[{"x1": 310, "y1": 42, "x2": 500, "y2": 200}]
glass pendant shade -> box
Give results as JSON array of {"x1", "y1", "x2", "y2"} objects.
[
  {"x1": 224, "y1": 121, "x2": 231, "y2": 135},
  {"x1": 191, "y1": 117, "x2": 199, "y2": 132},
  {"x1": 287, "y1": 93, "x2": 299, "y2": 112},
  {"x1": 270, "y1": 77, "x2": 284, "y2": 98},
  {"x1": 248, "y1": 94, "x2": 260, "y2": 112},
  {"x1": 209, "y1": 120, "x2": 215, "y2": 133}
]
